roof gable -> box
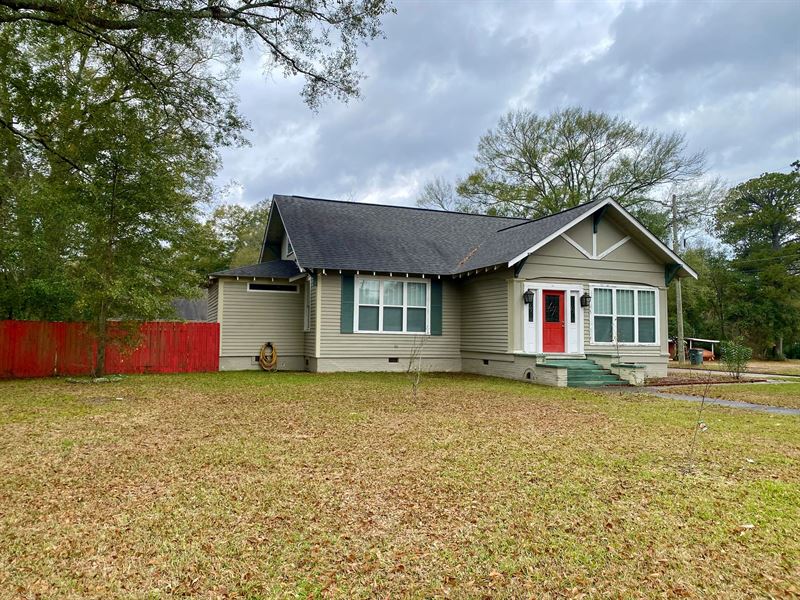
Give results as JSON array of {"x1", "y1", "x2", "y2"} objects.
[{"x1": 506, "y1": 198, "x2": 697, "y2": 279}]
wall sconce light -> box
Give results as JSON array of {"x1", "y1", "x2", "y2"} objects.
[
  {"x1": 523, "y1": 289, "x2": 535, "y2": 321},
  {"x1": 580, "y1": 292, "x2": 591, "y2": 308}
]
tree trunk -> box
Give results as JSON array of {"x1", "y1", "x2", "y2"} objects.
[
  {"x1": 672, "y1": 194, "x2": 686, "y2": 364},
  {"x1": 94, "y1": 300, "x2": 108, "y2": 377},
  {"x1": 93, "y1": 164, "x2": 119, "y2": 378}
]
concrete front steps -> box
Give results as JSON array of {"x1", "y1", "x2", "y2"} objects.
[{"x1": 543, "y1": 358, "x2": 629, "y2": 388}]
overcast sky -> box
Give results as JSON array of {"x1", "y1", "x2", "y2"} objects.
[{"x1": 216, "y1": 0, "x2": 800, "y2": 208}]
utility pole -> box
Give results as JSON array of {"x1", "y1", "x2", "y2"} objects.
[{"x1": 671, "y1": 193, "x2": 686, "y2": 364}]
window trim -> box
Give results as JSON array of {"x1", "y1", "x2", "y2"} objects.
[
  {"x1": 247, "y1": 282, "x2": 299, "y2": 293},
  {"x1": 353, "y1": 275, "x2": 431, "y2": 335},
  {"x1": 589, "y1": 284, "x2": 659, "y2": 346}
]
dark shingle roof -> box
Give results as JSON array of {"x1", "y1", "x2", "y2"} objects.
[
  {"x1": 211, "y1": 260, "x2": 300, "y2": 279},
  {"x1": 274, "y1": 195, "x2": 603, "y2": 275}
]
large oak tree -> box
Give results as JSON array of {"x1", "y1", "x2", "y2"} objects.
[
  {"x1": 0, "y1": 1, "x2": 392, "y2": 373},
  {"x1": 447, "y1": 107, "x2": 706, "y2": 218}
]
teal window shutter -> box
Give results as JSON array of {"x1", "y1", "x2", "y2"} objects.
[
  {"x1": 340, "y1": 275, "x2": 354, "y2": 333},
  {"x1": 430, "y1": 279, "x2": 443, "y2": 336}
]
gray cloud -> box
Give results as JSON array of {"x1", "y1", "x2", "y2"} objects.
[{"x1": 217, "y1": 0, "x2": 800, "y2": 208}]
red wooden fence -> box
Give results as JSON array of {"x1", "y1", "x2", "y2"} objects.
[{"x1": 0, "y1": 321, "x2": 219, "y2": 378}]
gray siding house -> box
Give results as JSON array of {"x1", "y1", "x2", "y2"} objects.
[{"x1": 207, "y1": 195, "x2": 696, "y2": 387}]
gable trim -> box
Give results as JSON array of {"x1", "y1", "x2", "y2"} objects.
[
  {"x1": 561, "y1": 232, "x2": 631, "y2": 261},
  {"x1": 597, "y1": 236, "x2": 631, "y2": 259},
  {"x1": 507, "y1": 198, "x2": 698, "y2": 279},
  {"x1": 561, "y1": 233, "x2": 593, "y2": 259}
]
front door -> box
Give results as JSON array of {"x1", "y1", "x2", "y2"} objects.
[{"x1": 542, "y1": 290, "x2": 565, "y2": 352}]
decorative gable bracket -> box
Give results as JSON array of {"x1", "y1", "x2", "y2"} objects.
[{"x1": 665, "y1": 263, "x2": 681, "y2": 286}]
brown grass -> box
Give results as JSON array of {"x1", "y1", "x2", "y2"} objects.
[
  {"x1": 669, "y1": 382, "x2": 800, "y2": 411},
  {"x1": 671, "y1": 359, "x2": 800, "y2": 377},
  {"x1": 1, "y1": 372, "x2": 798, "y2": 598}
]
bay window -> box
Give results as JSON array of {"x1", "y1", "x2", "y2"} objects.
[
  {"x1": 591, "y1": 286, "x2": 658, "y2": 345},
  {"x1": 356, "y1": 277, "x2": 429, "y2": 333}
]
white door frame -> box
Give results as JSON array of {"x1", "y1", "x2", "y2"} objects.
[{"x1": 522, "y1": 282, "x2": 585, "y2": 355}]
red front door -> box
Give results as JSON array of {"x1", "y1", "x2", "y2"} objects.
[{"x1": 542, "y1": 290, "x2": 565, "y2": 352}]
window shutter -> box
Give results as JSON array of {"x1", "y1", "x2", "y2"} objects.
[
  {"x1": 340, "y1": 275, "x2": 354, "y2": 333},
  {"x1": 430, "y1": 279, "x2": 443, "y2": 336}
]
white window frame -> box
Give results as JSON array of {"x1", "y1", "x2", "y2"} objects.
[
  {"x1": 589, "y1": 284, "x2": 659, "y2": 346},
  {"x1": 247, "y1": 282, "x2": 299, "y2": 293},
  {"x1": 353, "y1": 276, "x2": 431, "y2": 335}
]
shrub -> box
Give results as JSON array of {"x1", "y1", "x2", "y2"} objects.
[{"x1": 721, "y1": 338, "x2": 753, "y2": 380}]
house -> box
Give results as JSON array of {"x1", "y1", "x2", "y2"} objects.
[{"x1": 207, "y1": 195, "x2": 696, "y2": 387}]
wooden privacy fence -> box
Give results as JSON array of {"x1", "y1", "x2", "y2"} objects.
[{"x1": 0, "y1": 320, "x2": 219, "y2": 378}]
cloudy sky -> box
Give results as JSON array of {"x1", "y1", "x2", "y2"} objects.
[{"x1": 217, "y1": 0, "x2": 800, "y2": 208}]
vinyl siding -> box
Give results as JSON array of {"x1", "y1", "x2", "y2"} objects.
[
  {"x1": 520, "y1": 219, "x2": 664, "y2": 288},
  {"x1": 459, "y1": 270, "x2": 511, "y2": 354},
  {"x1": 319, "y1": 274, "x2": 460, "y2": 359},
  {"x1": 219, "y1": 279, "x2": 304, "y2": 358},
  {"x1": 519, "y1": 217, "x2": 669, "y2": 361},
  {"x1": 303, "y1": 279, "x2": 316, "y2": 357},
  {"x1": 566, "y1": 216, "x2": 593, "y2": 250},
  {"x1": 207, "y1": 281, "x2": 218, "y2": 322}
]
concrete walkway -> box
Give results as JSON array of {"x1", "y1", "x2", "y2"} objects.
[{"x1": 609, "y1": 385, "x2": 800, "y2": 416}]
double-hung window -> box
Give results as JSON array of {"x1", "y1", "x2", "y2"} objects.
[
  {"x1": 356, "y1": 278, "x2": 429, "y2": 333},
  {"x1": 637, "y1": 290, "x2": 657, "y2": 343},
  {"x1": 591, "y1": 286, "x2": 658, "y2": 345}
]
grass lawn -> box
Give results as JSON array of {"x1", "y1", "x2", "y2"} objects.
[
  {"x1": 669, "y1": 382, "x2": 800, "y2": 411},
  {"x1": 1, "y1": 372, "x2": 798, "y2": 598},
  {"x1": 670, "y1": 359, "x2": 800, "y2": 377}
]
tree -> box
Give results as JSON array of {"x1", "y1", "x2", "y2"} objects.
[
  {"x1": 456, "y1": 107, "x2": 706, "y2": 218},
  {"x1": 716, "y1": 168, "x2": 800, "y2": 254},
  {"x1": 0, "y1": 1, "x2": 392, "y2": 197},
  {"x1": 415, "y1": 177, "x2": 470, "y2": 212},
  {"x1": 668, "y1": 247, "x2": 737, "y2": 343},
  {"x1": 207, "y1": 198, "x2": 272, "y2": 268},
  {"x1": 0, "y1": 2, "x2": 392, "y2": 371},
  {"x1": 657, "y1": 179, "x2": 726, "y2": 362},
  {"x1": 0, "y1": 30, "x2": 219, "y2": 373},
  {"x1": 715, "y1": 166, "x2": 800, "y2": 356}
]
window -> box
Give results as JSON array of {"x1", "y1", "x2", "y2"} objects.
[
  {"x1": 616, "y1": 289, "x2": 635, "y2": 343},
  {"x1": 638, "y1": 290, "x2": 656, "y2": 343},
  {"x1": 355, "y1": 277, "x2": 429, "y2": 334},
  {"x1": 545, "y1": 294, "x2": 560, "y2": 322},
  {"x1": 591, "y1": 286, "x2": 658, "y2": 345},
  {"x1": 594, "y1": 289, "x2": 613, "y2": 342},
  {"x1": 569, "y1": 295, "x2": 576, "y2": 324},
  {"x1": 248, "y1": 283, "x2": 298, "y2": 293}
]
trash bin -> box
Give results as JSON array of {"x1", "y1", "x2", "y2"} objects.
[{"x1": 689, "y1": 348, "x2": 704, "y2": 365}]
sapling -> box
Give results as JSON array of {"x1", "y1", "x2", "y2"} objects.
[{"x1": 406, "y1": 336, "x2": 426, "y2": 400}]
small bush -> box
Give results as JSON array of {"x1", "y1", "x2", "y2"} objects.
[{"x1": 721, "y1": 338, "x2": 753, "y2": 380}]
